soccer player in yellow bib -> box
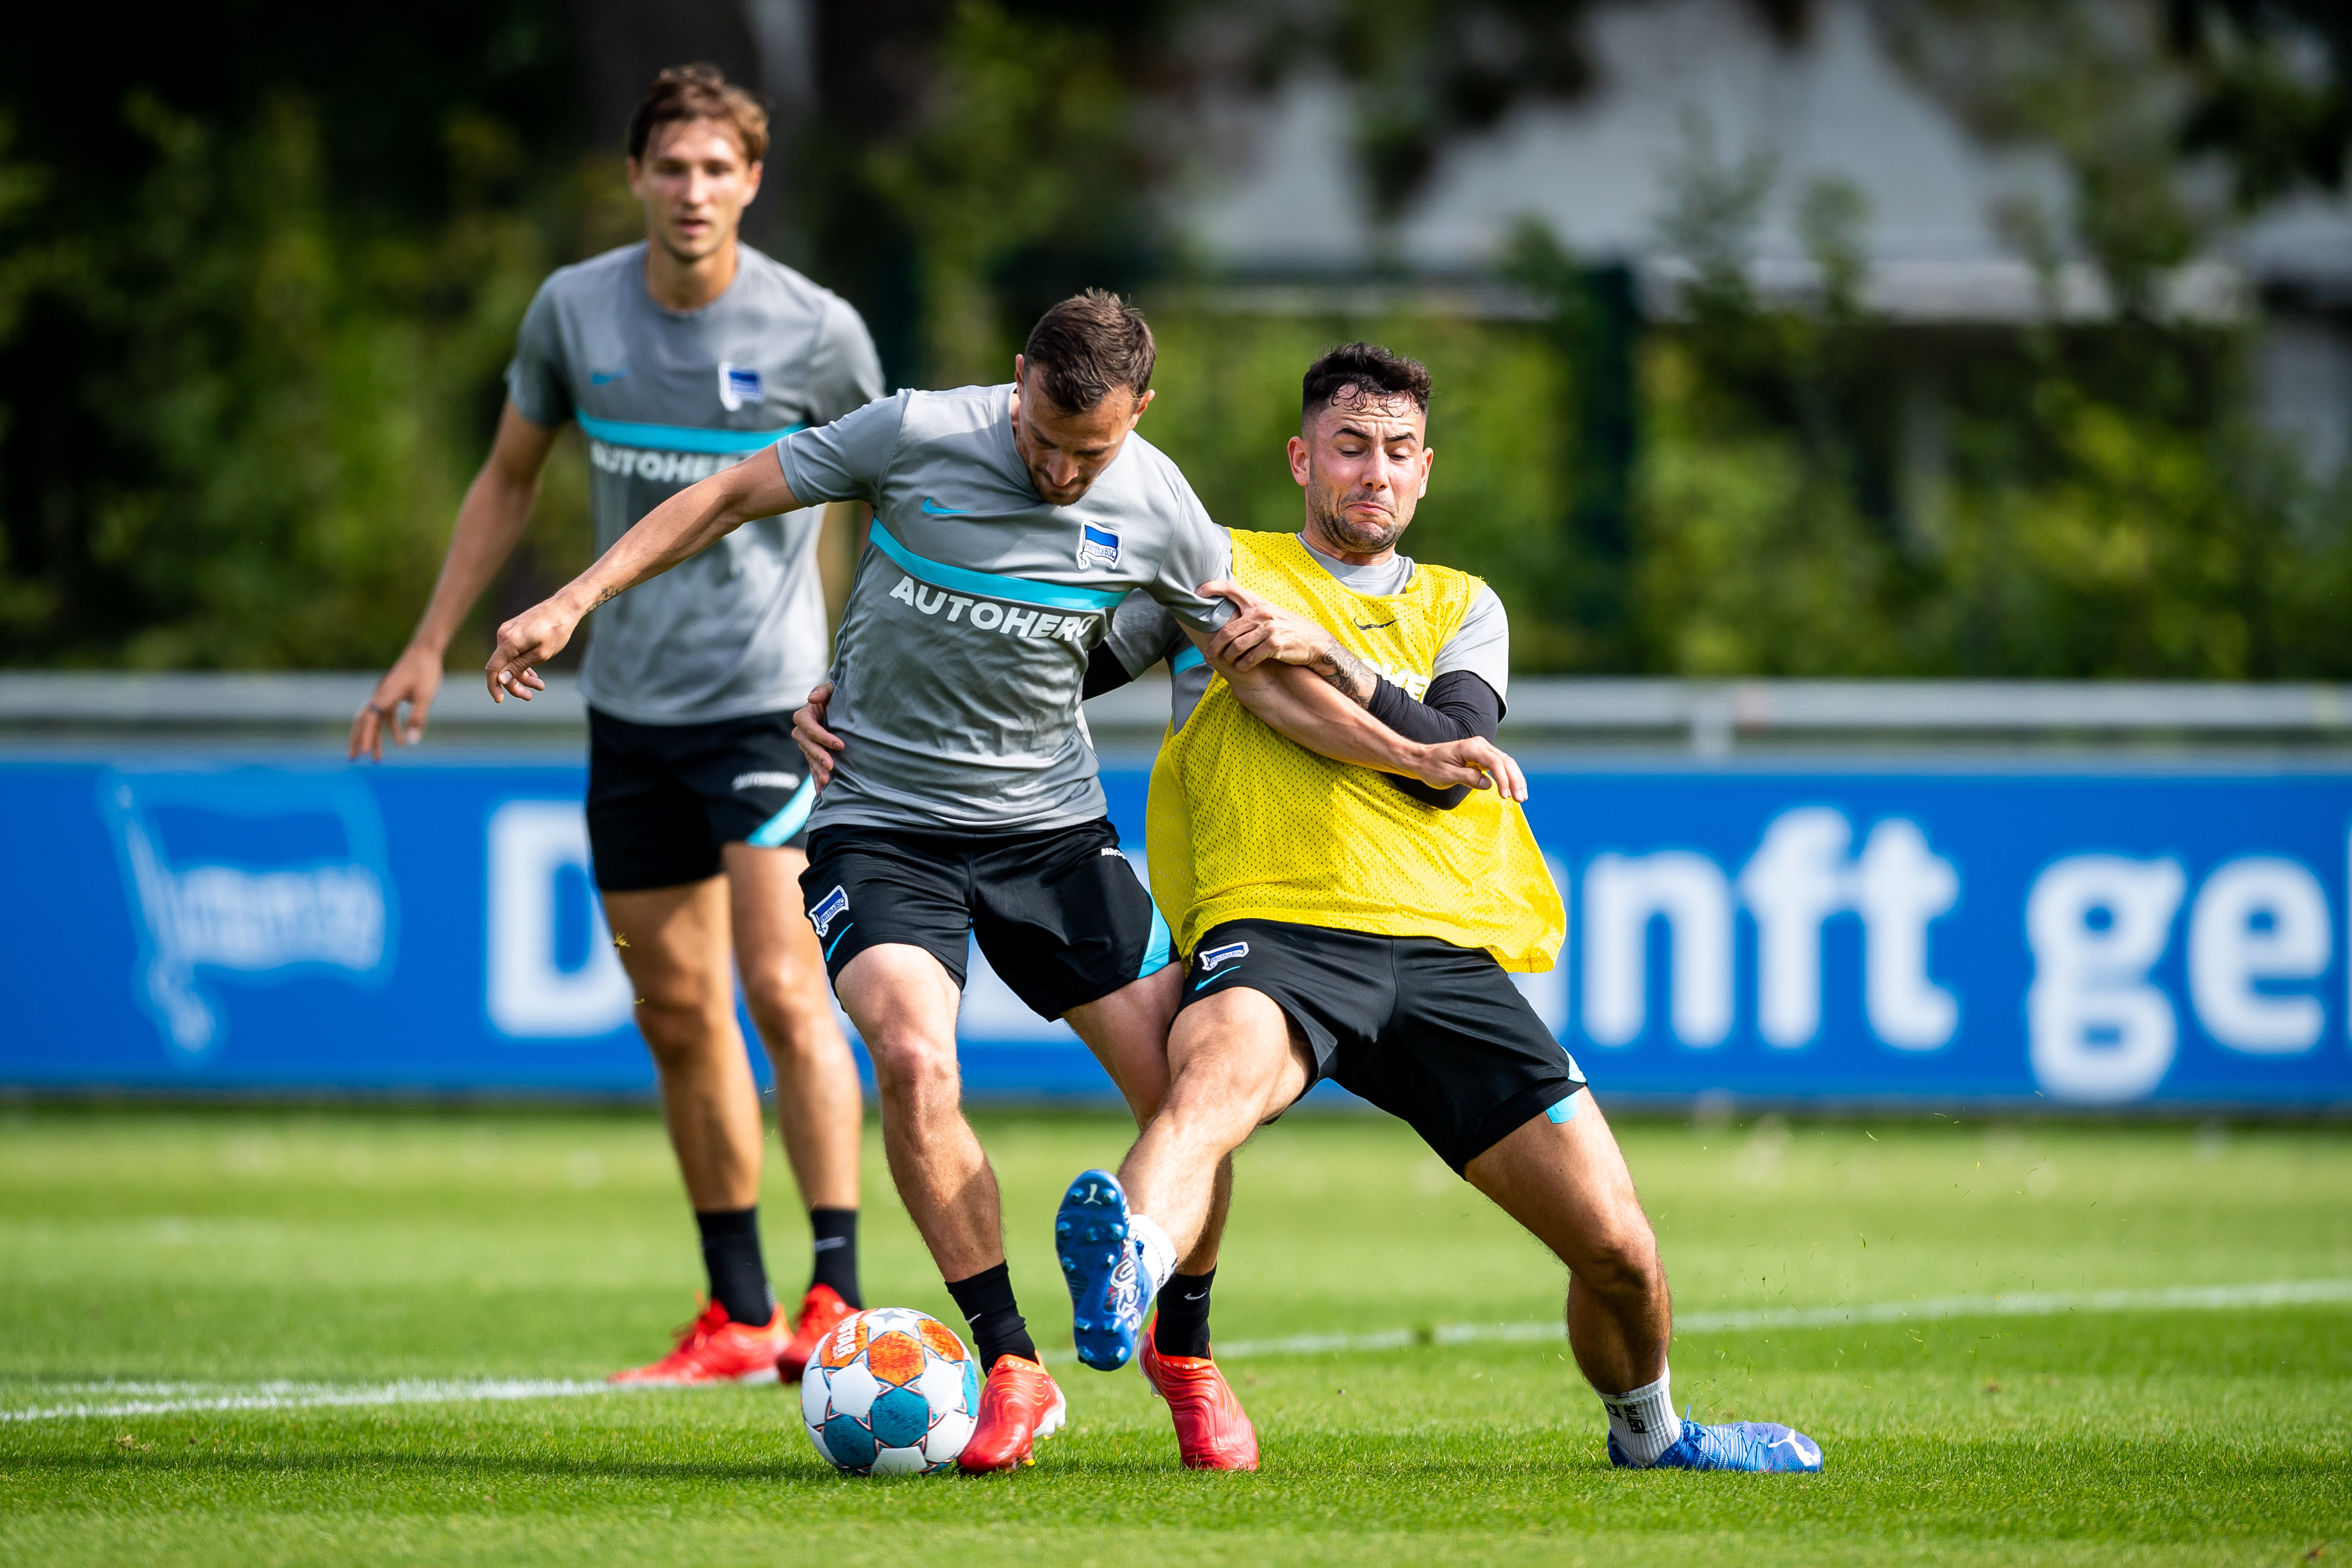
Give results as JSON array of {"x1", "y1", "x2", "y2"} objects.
[{"x1": 1056, "y1": 343, "x2": 1823, "y2": 1474}]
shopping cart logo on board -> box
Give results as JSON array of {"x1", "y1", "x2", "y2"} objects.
[{"x1": 98, "y1": 769, "x2": 397, "y2": 1055}]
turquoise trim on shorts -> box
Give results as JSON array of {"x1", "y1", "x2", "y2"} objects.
[
  {"x1": 1546, "y1": 1091, "x2": 1582, "y2": 1125},
  {"x1": 1139, "y1": 904, "x2": 1174, "y2": 979},
  {"x1": 745, "y1": 776, "x2": 817, "y2": 848}
]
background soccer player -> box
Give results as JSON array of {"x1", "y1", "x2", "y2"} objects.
[
  {"x1": 350, "y1": 66, "x2": 876, "y2": 1385},
  {"x1": 1059, "y1": 342, "x2": 1825, "y2": 1474},
  {"x1": 480, "y1": 294, "x2": 1505, "y2": 1470}
]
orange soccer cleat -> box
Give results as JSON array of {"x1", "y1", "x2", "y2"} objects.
[
  {"x1": 776, "y1": 1283, "x2": 857, "y2": 1384},
  {"x1": 1140, "y1": 1330, "x2": 1259, "y2": 1471},
  {"x1": 607, "y1": 1298, "x2": 789, "y2": 1386},
  {"x1": 957, "y1": 1353, "x2": 1068, "y2": 1472}
]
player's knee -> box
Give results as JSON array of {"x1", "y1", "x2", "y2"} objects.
[
  {"x1": 628, "y1": 963, "x2": 727, "y2": 1034},
  {"x1": 1162, "y1": 1055, "x2": 1278, "y2": 1143},
  {"x1": 863, "y1": 1031, "x2": 957, "y2": 1106},
  {"x1": 1579, "y1": 1221, "x2": 1663, "y2": 1302},
  {"x1": 740, "y1": 969, "x2": 835, "y2": 1049}
]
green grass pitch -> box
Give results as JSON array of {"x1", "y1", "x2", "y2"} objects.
[{"x1": 3, "y1": 1104, "x2": 2347, "y2": 1565}]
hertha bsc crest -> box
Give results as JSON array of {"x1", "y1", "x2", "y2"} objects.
[
  {"x1": 808, "y1": 885, "x2": 849, "y2": 938},
  {"x1": 1077, "y1": 523, "x2": 1121, "y2": 568}
]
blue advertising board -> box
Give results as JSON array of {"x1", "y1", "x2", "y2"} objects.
[{"x1": 4, "y1": 753, "x2": 2349, "y2": 1110}]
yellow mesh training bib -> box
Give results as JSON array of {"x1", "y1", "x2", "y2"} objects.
[{"x1": 1145, "y1": 530, "x2": 1565, "y2": 972}]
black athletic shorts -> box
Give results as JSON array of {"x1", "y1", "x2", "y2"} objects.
[
  {"x1": 586, "y1": 707, "x2": 815, "y2": 892},
  {"x1": 800, "y1": 818, "x2": 1174, "y2": 1022},
  {"x1": 1177, "y1": 917, "x2": 1587, "y2": 1174}
]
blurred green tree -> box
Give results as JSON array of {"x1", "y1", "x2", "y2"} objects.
[
  {"x1": 864, "y1": 1, "x2": 1140, "y2": 387},
  {"x1": 1, "y1": 0, "x2": 2344, "y2": 680},
  {"x1": 0, "y1": 1, "x2": 614, "y2": 669}
]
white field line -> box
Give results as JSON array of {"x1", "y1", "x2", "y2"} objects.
[
  {"x1": 1, "y1": 1378, "x2": 619, "y2": 1424},
  {"x1": 8, "y1": 1279, "x2": 2347, "y2": 1423}
]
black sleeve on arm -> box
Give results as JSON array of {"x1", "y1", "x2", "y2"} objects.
[
  {"x1": 1083, "y1": 642, "x2": 1141, "y2": 699},
  {"x1": 1366, "y1": 670, "x2": 1504, "y2": 810}
]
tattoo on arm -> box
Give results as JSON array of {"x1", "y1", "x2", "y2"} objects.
[
  {"x1": 590, "y1": 584, "x2": 620, "y2": 609},
  {"x1": 1307, "y1": 641, "x2": 1378, "y2": 706}
]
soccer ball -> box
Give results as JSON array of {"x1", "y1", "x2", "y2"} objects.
[{"x1": 799, "y1": 1307, "x2": 981, "y2": 1475}]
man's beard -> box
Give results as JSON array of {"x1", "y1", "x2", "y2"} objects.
[
  {"x1": 1308, "y1": 486, "x2": 1408, "y2": 555},
  {"x1": 1026, "y1": 458, "x2": 1091, "y2": 507}
]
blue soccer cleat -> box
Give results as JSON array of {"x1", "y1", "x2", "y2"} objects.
[
  {"x1": 1057, "y1": 1168, "x2": 1152, "y2": 1371},
  {"x1": 1610, "y1": 1417, "x2": 1824, "y2": 1473}
]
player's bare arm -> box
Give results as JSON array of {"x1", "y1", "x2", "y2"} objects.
[
  {"x1": 349, "y1": 402, "x2": 560, "y2": 759},
  {"x1": 1203, "y1": 579, "x2": 1380, "y2": 702},
  {"x1": 485, "y1": 445, "x2": 803, "y2": 700},
  {"x1": 1198, "y1": 628, "x2": 1528, "y2": 801}
]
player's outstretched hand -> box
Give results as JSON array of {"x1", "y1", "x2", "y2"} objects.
[
  {"x1": 794, "y1": 682, "x2": 845, "y2": 789},
  {"x1": 1409, "y1": 736, "x2": 1529, "y2": 803},
  {"x1": 349, "y1": 643, "x2": 443, "y2": 761},
  {"x1": 1199, "y1": 579, "x2": 1338, "y2": 673},
  {"x1": 484, "y1": 600, "x2": 571, "y2": 704}
]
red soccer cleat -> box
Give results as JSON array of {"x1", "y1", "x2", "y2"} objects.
[
  {"x1": 957, "y1": 1354, "x2": 1068, "y2": 1472},
  {"x1": 777, "y1": 1283, "x2": 856, "y2": 1384},
  {"x1": 1141, "y1": 1331, "x2": 1259, "y2": 1471},
  {"x1": 607, "y1": 1298, "x2": 787, "y2": 1386}
]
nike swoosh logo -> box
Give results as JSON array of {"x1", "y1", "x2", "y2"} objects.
[
  {"x1": 921, "y1": 497, "x2": 968, "y2": 515},
  {"x1": 1192, "y1": 968, "x2": 1247, "y2": 994},
  {"x1": 590, "y1": 371, "x2": 627, "y2": 385},
  {"x1": 1356, "y1": 618, "x2": 1396, "y2": 630}
]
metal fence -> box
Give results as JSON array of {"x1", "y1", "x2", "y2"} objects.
[{"x1": 7, "y1": 672, "x2": 2349, "y2": 755}]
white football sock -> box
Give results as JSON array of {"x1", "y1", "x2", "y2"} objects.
[
  {"x1": 1600, "y1": 1370, "x2": 1683, "y2": 1466},
  {"x1": 1128, "y1": 1213, "x2": 1178, "y2": 1299}
]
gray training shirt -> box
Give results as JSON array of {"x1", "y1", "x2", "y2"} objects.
[
  {"x1": 506, "y1": 241, "x2": 883, "y2": 725},
  {"x1": 775, "y1": 383, "x2": 1235, "y2": 834},
  {"x1": 1100, "y1": 536, "x2": 1511, "y2": 730}
]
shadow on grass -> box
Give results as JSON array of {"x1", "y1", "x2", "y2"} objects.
[
  {"x1": 4, "y1": 1445, "x2": 1195, "y2": 1489},
  {"x1": 14, "y1": 1429, "x2": 2349, "y2": 1528}
]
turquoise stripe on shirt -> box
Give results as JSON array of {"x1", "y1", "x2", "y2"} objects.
[
  {"x1": 867, "y1": 519, "x2": 1127, "y2": 613},
  {"x1": 576, "y1": 414, "x2": 803, "y2": 455}
]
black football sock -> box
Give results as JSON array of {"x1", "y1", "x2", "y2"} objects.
[
  {"x1": 694, "y1": 1207, "x2": 775, "y2": 1328},
  {"x1": 945, "y1": 1261, "x2": 1038, "y2": 1371},
  {"x1": 1154, "y1": 1267, "x2": 1216, "y2": 1359},
  {"x1": 808, "y1": 1206, "x2": 863, "y2": 1308}
]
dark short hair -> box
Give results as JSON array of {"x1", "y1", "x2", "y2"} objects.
[
  {"x1": 1302, "y1": 342, "x2": 1431, "y2": 424},
  {"x1": 1021, "y1": 290, "x2": 1156, "y2": 414},
  {"x1": 628, "y1": 63, "x2": 769, "y2": 164}
]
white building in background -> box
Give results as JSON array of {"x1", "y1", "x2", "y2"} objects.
[{"x1": 1173, "y1": 0, "x2": 2352, "y2": 477}]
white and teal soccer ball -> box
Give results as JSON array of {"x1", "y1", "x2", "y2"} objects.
[{"x1": 799, "y1": 1307, "x2": 981, "y2": 1475}]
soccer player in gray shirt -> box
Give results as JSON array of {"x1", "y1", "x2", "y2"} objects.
[
  {"x1": 483, "y1": 292, "x2": 1518, "y2": 1470},
  {"x1": 351, "y1": 67, "x2": 876, "y2": 1387}
]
